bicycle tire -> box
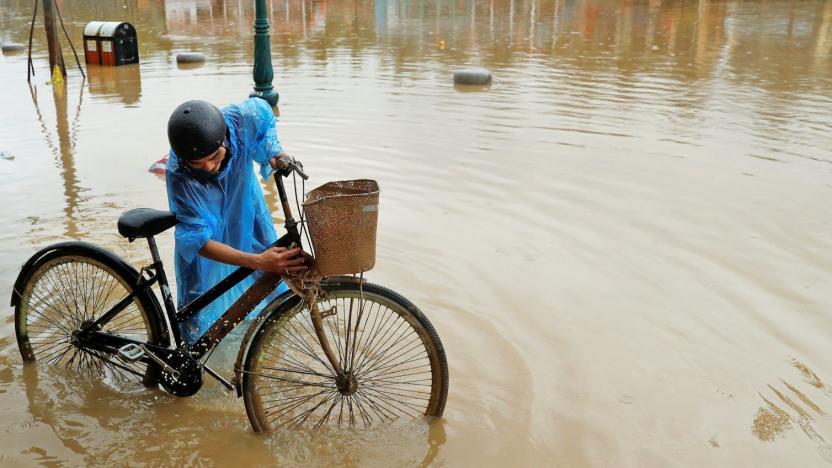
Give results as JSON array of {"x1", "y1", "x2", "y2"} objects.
[
  {"x1": 242, "y1": 280, "x2": 448, "y2": 432},
  {"x1": 14, "y1": 245, "x2": 167, "y2": 389}
]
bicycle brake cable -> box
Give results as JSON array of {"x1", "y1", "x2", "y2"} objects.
[{"x1": 292, "y1": 171, "x2": 314, "y2": 255}]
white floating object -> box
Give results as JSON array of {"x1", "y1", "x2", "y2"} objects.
[
  {"x1": 0, "y1": 150, "x2": 15, "y2": 160},
  {"x1": 1, "y1": 43, "x2": 25, "y2": 53},
  {"x1": 176, "y1": 52, "x2": 205, "y2": 64},
  {"x1": 453, "y1": 67, "x2": 492, "y2": 85}
]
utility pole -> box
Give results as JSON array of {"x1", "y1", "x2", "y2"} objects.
[
  {"x1": 250, "y1": 0, "x2": 279, "y2": 108},
  {"x1": 42, "y1": 0, "x2": 67, "y2": 80}
]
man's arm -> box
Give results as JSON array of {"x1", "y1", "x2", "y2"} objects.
[{"x1": 199, "y1": 240, "x2": 308, "y2": 274}]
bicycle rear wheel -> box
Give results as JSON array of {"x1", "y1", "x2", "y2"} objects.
[
  {"x1": 14, "y1": 247, "x2": 166, "y2": 388},
  {"x1": 242, "y1": 281, "x2": 448, "y2": 431}
]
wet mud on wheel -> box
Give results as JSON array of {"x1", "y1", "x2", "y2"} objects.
[
  {"x1": 13, "y1": 246, "x2": 167, "y2": 389},
  {"x1": 242, "y1": 280, "x2": 448, "y2": 432}
]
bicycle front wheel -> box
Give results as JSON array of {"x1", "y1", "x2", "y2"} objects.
[
  {"x1": 14, "y1": 246, "x2": 166, "y2": 388},
  {"x1": 242, "y1": 280, "x2": 449, "y2": 431}
]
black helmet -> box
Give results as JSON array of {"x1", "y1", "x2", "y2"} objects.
[{"x1": 167, "y1": 100, "x2": 227, "y2": 160}]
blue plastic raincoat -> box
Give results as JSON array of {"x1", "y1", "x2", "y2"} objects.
[{"x1": 166, "y1": 98, "x2": 288, "y2": 344}]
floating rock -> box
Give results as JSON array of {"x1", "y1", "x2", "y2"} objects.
[
  {"x1": 453, "y1": 67, "x2": 492, "y2": 85},
  {"x1": 1, "y1": 43, "x2": 25, "y2": 53},
  {"x1": 0, "y1": 150, "x2": 15, "y2": 161},
  {"x1": 176, "y1": 52, "x2": 205, "y2": 64}
]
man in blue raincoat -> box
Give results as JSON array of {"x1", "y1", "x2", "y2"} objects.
[{"x1": 165, "y1": 98, "x2": 308, "y2": 343}]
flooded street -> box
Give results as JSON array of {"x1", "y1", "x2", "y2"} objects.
[{"x1": 2, "y1": 0, "x2": 832, "y2": 465}]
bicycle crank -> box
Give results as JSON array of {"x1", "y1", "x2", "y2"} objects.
[{"x1": 118, "y1": 344, "x2": 203, "y2": 397}]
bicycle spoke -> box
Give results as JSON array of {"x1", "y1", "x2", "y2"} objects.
[
  {"x1": 350, "y1": 394, "x2": 373, "y2": 427},
  {"x1": 284, "y1": 314, "x2": 335, "y2": 372},
  {"x1": 360, "y1": 386, "x2": 425, "y2": 416},
  {"x1": 346, "y1": 394, "x2": 356, "y2": 428},
  {"x1": 351, "y1": 304, "x2": 402, "y2": 374},
  {"x1": 352, "y1": 391, "x2": 394, "y2": 423},
  {"x1": 258, "y1": 365, "x2": 334, "y2": 380},
  {"x1": 84, "y1": 348, "x2": 145, "y2": 380},
  {"x1": 246, "y1": 285, "x2": 445, "y2": 431},
  {"x1": 39, "y1": 266, "x2": 80, "y2": 325},
  {"x1": 363, "y1": 362, "x2": 432, "y2": 382},
  {"x1": 353, "y1": 319, "x2": 412, "y2": 375},
  {"x1": 44, "y1": 342, "x2": 74, "y2": 366},
  {"x1": 262, "y1": 388, "x2": 334, "y2": 413},
  {"x1": 244, "y1": 370, "x2": 333, "y2": 388},
  {"x1": 313, "y1": 395, "x2": 342, "y2": 429},
  {"x1": 37, "y1": 338, "x2": 73, "y2": 360},
  {"x1": 275, "y1": 391, "x2": 340, "y2": 430},
  {"x1": 19, "y1": 256, "x2": 154, "y2": 390},
  {"x1": 361, "y1": 385, "x2": 429, "y2": 407},
  {"x1": 349, "y1": 299, "x2": 380, "y2": 373},
  {"x1": 267, "y1": 389, "x2": 334, "y2": 426},
  {"x1": 258, "y1": 346, "x2": 326, "y2": 377},
  {"x1": 360, "y1": 341, "x2": 427, "y2": 378}
]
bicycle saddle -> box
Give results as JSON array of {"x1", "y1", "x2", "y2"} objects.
[{"x1": 117, "y1": 208, "x2": 179, "y2": 240}]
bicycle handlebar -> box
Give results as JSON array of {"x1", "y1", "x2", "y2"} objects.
[{"x1": 271, "y1": 154, "x2": 309, "y2": 180}]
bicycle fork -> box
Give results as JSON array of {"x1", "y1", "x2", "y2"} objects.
[
  {"x1": 305, "y1": 287, "x2": 366, "y2": 397},
  {"x1": 307, "y1": 290, "x2": 345, "y2": 379}
]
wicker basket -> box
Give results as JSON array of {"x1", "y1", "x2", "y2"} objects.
[{"x1": 303, "y1": 180, "x2": 379, "y2": 276}]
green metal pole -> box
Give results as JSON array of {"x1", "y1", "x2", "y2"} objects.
[{"x1": 250, "y1": 0, "x2": 279, "y2": 107}]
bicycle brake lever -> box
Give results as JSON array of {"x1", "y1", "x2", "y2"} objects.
[{"x1": 291, "y1": 161, "x2": 309, "y2": 180}]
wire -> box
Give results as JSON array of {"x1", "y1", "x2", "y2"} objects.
[
  {"x1": 52, "y1": 0, "x2": 85, "y2": 78},
  {"x1": 26, "y1": 0, "x2": 39, "y2": 82},
  {"x1": 301, "y1": 175, "x2": 313, "y2": 250},
  {"x1": 292, "y1": 170, "x2": 314, "y2": 255}
]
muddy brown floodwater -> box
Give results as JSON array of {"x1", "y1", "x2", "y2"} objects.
[{"x1": 1, "y1": 0, "x2": 832, "y2": 466}]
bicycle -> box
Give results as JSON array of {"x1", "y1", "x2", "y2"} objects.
[{"x1": 10, "y1": 156, "x2": 448, "y2": 432}]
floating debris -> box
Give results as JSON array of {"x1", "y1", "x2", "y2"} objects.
[
  {"x1": 1, "y1": 43, "x2": 25, "y2": 53},
  {"x1": 0, "y1": 150, "x2": 14, "y2": 161},
  {"x1": 176, "y1": 52, "x2": 206, "y2": 64},
  {"x1": 148, "y1": 154, "x2": 168, "y2": 174},
  {"x1": 453, "y1": 67, "x2": 492, "y2": 85}
]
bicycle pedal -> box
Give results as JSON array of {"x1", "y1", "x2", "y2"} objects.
[{"x1": 118, "y1": 343, "x2": 145, "y2": 362}]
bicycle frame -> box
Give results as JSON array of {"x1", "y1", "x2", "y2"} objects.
[{"x1": 77, "y1": 167, "x2": 305, "y2": 367}]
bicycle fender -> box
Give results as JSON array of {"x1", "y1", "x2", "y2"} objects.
[
  {"x1": 9, "y1": 241, "x2": 168, "y2": 342},
  {"x1": 11, "y1": 241, "x2": 97, "y2": 307}
]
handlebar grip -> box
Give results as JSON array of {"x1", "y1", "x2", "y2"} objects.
[{"x1": 270, "y1": 154, "x2": 309, "y2": 179}]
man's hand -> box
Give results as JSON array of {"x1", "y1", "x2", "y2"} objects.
[
  {"x1": 253, "y1": 247, "x2": 309, "y2": 274},
  {"x1": 268, "y1": 152, "x2": 292, "y2": 170},
  {"x1": 268, "y1": 153, "x2": 308, "y2": 180},
  {"x1": 199, "y1": 240, "x2": 314, "y2": 275}
]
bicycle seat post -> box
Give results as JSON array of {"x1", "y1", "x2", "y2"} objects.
[{"x1": 146, "y1": 236, "x2": 177, "y2": 321}]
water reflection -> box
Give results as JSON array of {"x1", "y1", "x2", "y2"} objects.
[
  {"x1": 28, "y1": 81, "x2": 86, "y2": 238},
  {"x1": 453, "y1": 82, "x2": 492, "y2": 93},
  {"x1": 86, "y1": 63, "x2": 142, "y2": 105},
  {"x1": 2, "y1": 0, "x2": 829, "y2": 97},
  {"x1": 2, "y1": 0, "x2": 832, "y2": 466},
  {"x1": 176, "y1": 60, "x2": 205, "y2": 70},
  {"x1": 419, "y1": 418, "x2": 447, "y2": 467},
  {"x1": 19, "y1": 365, "x2": 80, "y2": 458}
]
